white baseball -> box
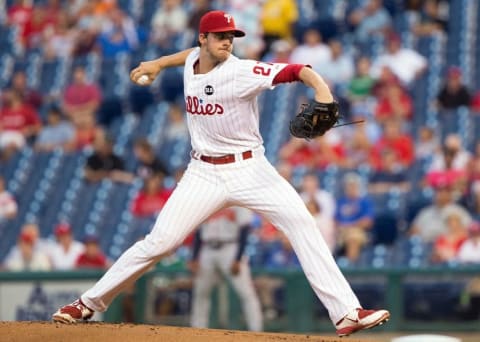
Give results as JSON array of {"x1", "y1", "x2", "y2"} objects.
[{"x1": 137, "y1": 75, "x2": 149, "y2": 85}]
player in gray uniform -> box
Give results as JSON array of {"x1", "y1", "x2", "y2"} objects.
[{"x1": 189, "y1": 207, "x2": 262, "y2": 331}]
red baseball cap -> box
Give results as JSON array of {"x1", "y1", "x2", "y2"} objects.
[
  {"x1": 199, "y1": 10, "x2": 245, "y2": 37},
  {"x1": 55, "y1": 223, "x2": 71, "y2": 236},
  {"x1": 19, "y1": 231, "x2": 34, "y2": 244}
]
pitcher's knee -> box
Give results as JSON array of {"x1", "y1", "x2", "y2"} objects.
[{"x1": 134, "y1": 234, "x2": 178, "y2": 259}]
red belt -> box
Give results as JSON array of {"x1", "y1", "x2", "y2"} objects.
[{"x1": 197, "y1": 150, "x2": 253, "y2": 165}]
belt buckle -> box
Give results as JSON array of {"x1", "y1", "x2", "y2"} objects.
[{"x1": 209, "y1": 241, "x2": 222, "y2": 249}]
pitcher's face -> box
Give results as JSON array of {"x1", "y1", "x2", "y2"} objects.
[{"x1": 201, "y1": 32, "x2": 234, "y2": 62}]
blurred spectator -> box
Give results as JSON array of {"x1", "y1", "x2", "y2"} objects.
[
  {"x1": 368, "y1": 149, "x2": 411, "y2": 194},
  {"x1": 305, "y1": 198, "x2": 336, "y2": 252},
  {"x1": 279, "y1": 134, "x2": 345, "y2": 170},
  {"x1": 43, "y1": 10, "x2": 76, "y2": 60},
  {"x1": 4, "y1": 223, "x2": 50, "y2": 267},
  {"x1": 466, "y1": 142, "x2": 480, "y2": 189},
  {"x1": 34, "y1": 106, "x2": 75, "y2": 152},
  {"x1": 371, "y1": 32, "x2": 427, "y2": 86},
  {"x1": 70, "y1": 1, "x2": 102, "y2": 57},
  {"x1": 93, "y1": 0, "x2": 118, "y2": 16},
  {"x1": 472, "y1": 90, "x2": 480, "y2": 113},
  {"x1": 48, "y1": 223, "x2": 85, "y2": 270},
  {"x1": 131, "y1": 174, "x2": 173, "y2": 218},
  {"x1": 415, "y1": 126, "x2": 440, "y2": 161},
  {"x1": 463, "y1": 182, "x2": 480, "y2": 222},
  {"x1": 75, "y1": 235, "x2": 109, "y2": 269},
  {"x1": 426, "y1": 134, "x2": 471, "y2": 191},
  {"x1": 318, "y1": 39, "x2": 354, "y2": 92},
  {"x1": 254, "y1": 231, "x2": 298, "y2": 320},
  {"x1": 410, "y1": 184, "x2": 472, "y2": 242},
  {"x1": 10, "y1": 70, "x2": 43, "y2": 109},
  {"x1": 312, "y1": 133, "x2": 347, "y2": 169},
  {"x1": 335, "y1": 173, "x2": 374, "y2": 262},
  {"x1": 7, "y1": 0, "x2": 34, "y2": 49},
  {"x1": 133, "y1": 138, "x2": 169, "y2": 179},
  {"x1": 411, "y1": 0, "x2": 448, "y2": 37},
  {"x1": 279, "y1": 137, "x2": 318, "y2": 169},
  {"x1": 371, "y1": 120, "x2": 415, "y2": 170},
  {"x1": 84, "y1": 132, "x2": 132, "y2": 183},
  {"x1": 342, "y1": 125, "x2": 373, "y2": 169},
  {"x1": 261, "y1": 231, "x2": 301, "y2": 270},
  {"x1": 436, "y1": 66, "x2": 471, "y2": 110},
  {"x1": 23, "y1": 5, "x2": 54, "y2": 50},
  {"x1": 165, "y1": 104, "x2": 188, "y2": 141},
  {"x1": 374, "y1": 79, "x2": 413, "y2": 124},
  {"x1": 347, "y1": 56, "x2": 375, "y2": 102},
  {"x1": 457, "y1": 221, "x2": 480, "y2": 263},
  {"x1": 371, "y1": 65, "x2": 400, "y2": 98},
  {"x1": 288, "y1": 28, "x2": 330, "y2": 71},
  {"x1": 62, "y1": 65, "x2": 102, "y2": 128},
  {"x1": 0, "y1": 175, "x2": 18, "y2": 223},
  {"x1": 259, "y1": 0, "x2": 298, "y2": 58},
  {"x1": 299, "y1": 172, "x2": 335, "y2": 219},
  {"x1": 347, "y1": 0, "x2": 392, "y2": 44},
  {"x1": 431, "y1": 133, "x2": 472, "y2": 172},
  {"x1": 186, "y1": 0, "x2": 212, "y2": 35},
  {"x1": 0, "y1": 89, "x2": 42, "y2": 159},
  {"x1": 263, "y1": 39, "x2": 292, "y2": 63},
  {"x1": 150, "y1": 0, "x2": 187, "y2": 48},
  {"x1": 431, "y1": 206, "x2": 468, "y2": 264},
  {"x1": 0, "y1": 89, "x2": 42, "y2": 140},
  {"x1": 161, "y1": 66, "x2": 185, "y2": 103},
  {"x1": 97, "y1": 8, "x2": 139, "y2": 58},
  {"x1": 228, "y1": 0, "x2": 264, "y2": 59},
  {"x1": 3, "y1": 231, "x2": 51, "y2": 271}
]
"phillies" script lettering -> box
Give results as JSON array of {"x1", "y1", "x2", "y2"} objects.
[{"x1": 186, "y1": 96, "x2": 224, "y2": 115}]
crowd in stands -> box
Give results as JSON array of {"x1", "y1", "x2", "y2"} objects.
[
  {"x1": 1, "y1": 0, "x2": 480, "y2": 276},
  {"x1": 1, "y1": 221, "x2": 110, "y2": 271}
]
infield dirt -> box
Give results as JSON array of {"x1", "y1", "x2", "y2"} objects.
[{"x1": 0, "y1": 321, "x2": 368, "y2": 342}]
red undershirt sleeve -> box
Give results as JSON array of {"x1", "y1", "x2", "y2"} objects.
[{"x1": 272, "y1": 64, "x2": 311, "y2": 85}]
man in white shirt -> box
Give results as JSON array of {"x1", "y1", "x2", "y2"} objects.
[
  {"x1": 48, "y1": 223, "x2": 85, "y2": 271},
  {"x1": 0, "y1": 175, "x2": 17, "y2": 222},
  {"x1": 371, "y1": 33, "x2": 427, "y2": 86},
  {"x1": 457, "y1": 221, "x2": 480, "y2": 264}
]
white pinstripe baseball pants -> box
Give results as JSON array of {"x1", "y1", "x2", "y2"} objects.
[{"x1": 81, "y1": 149, "x2": 360, "y2": 324}]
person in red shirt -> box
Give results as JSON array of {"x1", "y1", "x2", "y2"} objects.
[
  {"x1": 131, "y1": 173, "x2": 173, "y2": 218},
  {"x1": 7, "y1": 0, "x2": 33, "y2": 48},
  {"x1": 278, "y1": 137, "x2": 317, "y2": 168},
  {"x1": 432, "y1": 207, "x2": 468, "y2": 264},
  {"x1": 75, "y1": 235, "x2": 109, "y2": 269},
  {"x1": 472, "y1": 90, "x2": 480, "y2": 113},
  {"x1": 0, "y1": 89, "x2": 42, "y2": 159},
  {"x1": 371, "y1": 119, "x2": 414, "y2": 169},
  {"x1": 11, "y1": 71, "x2": 43, "y2": 109},
  {"x1": 375, "y1": 79, "x2": 413, "y2": 123},
  {"x1": 62, "y1": 65, "x2": 102, "y2": 128},
  {"x1": 0, "y1": 89, "x2": 42, "y2": 135}
]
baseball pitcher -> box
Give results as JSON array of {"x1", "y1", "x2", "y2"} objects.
[{"x1": 53, "y1": 10, "x2": 389, "y2": 337}]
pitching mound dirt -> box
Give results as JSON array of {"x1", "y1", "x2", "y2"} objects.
[{"x1": 0, "y1": 321, "x2": 370, "y2": 342}]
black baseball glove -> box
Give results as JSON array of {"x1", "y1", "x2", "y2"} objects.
[{"x1": 289, "y1": 100, "x2": 339, "y2": 139}]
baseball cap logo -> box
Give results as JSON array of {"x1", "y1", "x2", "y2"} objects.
[{"x1": 224, "y1": 14, "x2": 232, "y2": 23}]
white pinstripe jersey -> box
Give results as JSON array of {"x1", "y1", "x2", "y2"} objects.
[{"x1": 184, "y1": 48, "x2": 288, "y2": 156}]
